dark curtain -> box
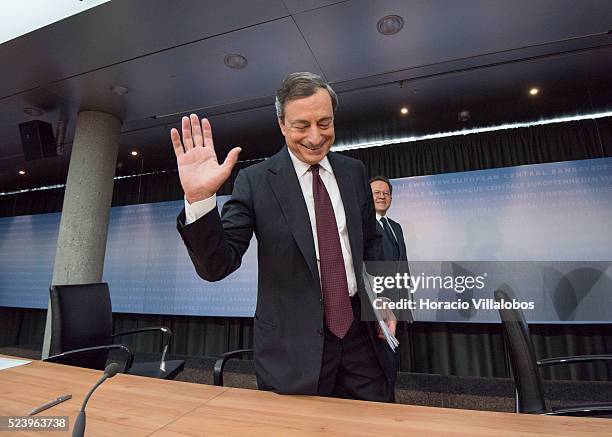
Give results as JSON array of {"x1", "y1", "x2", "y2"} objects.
[
  {"x1": 2, "y1": 117, "x2": 611, "y2": 380},
  {"x1": 0, "y1": 187, "x2": 65, "y2": 217},
  {"x1": 598, "y1": 116, "x2": 612, "y2": 157},
  {"x1": 345, "y1": 119, "x2": 606, "y2": 178},
  {"x1": 399, "y1": 322, "x2": 612, "y2": 380}
]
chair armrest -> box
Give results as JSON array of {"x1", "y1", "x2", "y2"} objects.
[
  {"x1": 544, "y1": 403, "x2": 612, "y2": 416},
  {"x1": 44, "y1": 344, "x2": 134, "y2": 373},
  {"x1": 537, "y1": 354, "x2": 612, "y2": 367},
  {"x1": 112, "y1": 326, "x2": 173, "y2": 339},
  {"x1": 213, "y1": 349, "x2": 254, "y2": 386},
  {"x1": 112, "y1": 327, "x2": 173, "y2": 371}
]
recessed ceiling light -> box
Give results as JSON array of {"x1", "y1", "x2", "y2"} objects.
[
  {"x1": 529, "y1": 87, "x2": 539, "y2": 96},
  {"x1": 23, "y1": 107, "x2": 44, "y2": 116},
  {"x1": 18, "y1": 170, "x2": 26, "y2": 175},
  {"x1": 400, "y1": 107, "x2": 409, "y2": 115},
  {"x1": 110, "y1": 85, "x2": 130, "y2": 96},
  {"x1": 377, "y1": 15, "x2": 404, "y2": 35},
  {"x1": 224, "y1": 54, "x2": 248, "y2": 70},
  {"x1": 458, "y1": 110, "x2": 471, "y2": 122},
  {"x1": 131, "y1": 151, "x2": 138, "y2": 156}
]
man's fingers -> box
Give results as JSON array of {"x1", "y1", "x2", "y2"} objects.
[
  {"x1": 202, "y1": 118, "x2": 215, "y2": 150},
  {"x1": 190, "y1": 114, "x2": 203, "y2": 147},
  {"x1": 181, "y1": 116, "x2": 194, "y2": 149},
  {"x1": 387, "y1": 320, "x2": 397, "y2": 337},
  {"x1": 221, "y1": 146, "x2": 242, "y2": 172},
  {"x1": 383, "y1": 321, "x2": 396, "y2": 338},
  {"x1": 170, "y1": 128, "x2": 184, "y2": 156}
]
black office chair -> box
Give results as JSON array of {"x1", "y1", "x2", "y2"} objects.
[
  {"x1": 45, "y1": 283, "x2": 184, "y2": 379},
  {"x1": 213, "y1": 349, "x2": 254, "y2": 386},
  {"x1": 495, "y1": 285, "x2": 612, "y2": 416}
]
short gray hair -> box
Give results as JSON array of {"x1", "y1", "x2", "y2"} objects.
[{"x1": 275, "y1": 72, "x2": 338, "y2": 121}]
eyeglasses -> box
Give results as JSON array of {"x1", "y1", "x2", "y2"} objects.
[{"x1": 373, "y1": 190, "x2": 391, "y2": 198}]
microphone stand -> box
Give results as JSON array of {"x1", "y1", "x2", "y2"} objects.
[{"x1": 72, "y1": 362, "x2": 120, "y2": 437}]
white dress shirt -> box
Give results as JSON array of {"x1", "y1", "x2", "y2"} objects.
[{"x1": 184, "y1": 148, "x2": 358, "y2": 296}]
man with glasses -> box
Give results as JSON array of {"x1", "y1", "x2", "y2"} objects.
[
  {"x1": 370, "y1": 176, "x2": 408, "y2": 263},
  {"x1": 370, "y1": 176, "x2": 413, "y2": 378}
]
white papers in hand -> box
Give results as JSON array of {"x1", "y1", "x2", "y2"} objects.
[{"x1": 362, "y1": 267, "x2": 399, "y2": 351}]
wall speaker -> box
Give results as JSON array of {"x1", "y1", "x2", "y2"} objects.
[{"x1": 19, "y1": 120, "x2": 56, "y2": 160}]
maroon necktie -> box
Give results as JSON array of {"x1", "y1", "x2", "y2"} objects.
[{"x1": 311, "y1": 164, "x2": 353, "y2": 339}]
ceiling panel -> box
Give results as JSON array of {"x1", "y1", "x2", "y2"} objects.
[
  {"x1": 294, "y1": 0, "x2": 612, "y2": 81},
  {"x1": 0, "y1": 146, "x2": 71, "y2": 192},
  {"x1": 0, "y1": 89, "x2": 78, "y2": 160},
  {"x1": 332, "y1": 48, "x2": 610, "y2": 142},
  {"x1": 43, "y1": 18, "x2": 323, "y2": 122},
  {"x1": 281, "y1": 0, "x2": 346, "y2": 14},
  {"x1": 0, "y1": 0, "x2": 289, "y2": 98},
  {"x1": 1, "y1": 0, "x2": 611, "y2": 191}
]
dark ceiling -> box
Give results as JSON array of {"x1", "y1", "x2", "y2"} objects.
[{"x1": 1, "y1": 0, "x2": 611, "y2": 193}]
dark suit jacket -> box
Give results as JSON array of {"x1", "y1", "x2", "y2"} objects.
[
  {"x1": 177, "y1": 146, "x2": 394, "y2": 396},
  {"x1": 377, "y1": 217, "x2": 413, "y2": 321},
  {"x1": 377, "y1": 217, "x2": 408, "y2": 262},
  {"x1": 375, "y1": 216, "x2": 412, "y2": 385}
]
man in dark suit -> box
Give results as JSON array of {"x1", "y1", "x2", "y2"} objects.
[
  {"x1": 171, "y1": 72, "x2": 396, "y2": 402},
  {"x1": 370, "y1": 175, "x2": 414, "y2": 374},
  {"x1": 370, "y1": 176, "x2": 408, "y2": 262}
]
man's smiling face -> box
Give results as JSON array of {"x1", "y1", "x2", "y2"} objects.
[
  {"x1": 278, "y1": 88, "x2": 335, "y2": 165},
  {"x1": 371, "y1": 180, "x2": 392, "y2": 216}
]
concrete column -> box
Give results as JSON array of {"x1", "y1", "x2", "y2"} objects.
[{"x1": 42, "y1": 111, "x2": 121, "y2": 358}]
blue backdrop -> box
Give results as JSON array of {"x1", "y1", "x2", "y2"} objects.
[{"x1": 1, "y1": 157, "x2": 610, "y2": 321}]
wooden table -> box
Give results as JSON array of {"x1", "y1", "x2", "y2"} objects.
[{"x1": 1, "y1": 357, "x2": 610, "y2": 436}]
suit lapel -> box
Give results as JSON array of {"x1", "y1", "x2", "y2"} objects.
[
  {"x1": 328, "y1": 153, "x2": 362, "y2": 269},
  {"x1": 390, "y1": 219, "x2": 407, "y2": 260},
  {"x1": 267, "y1": 147, "x2": 319, "y2": 283}
]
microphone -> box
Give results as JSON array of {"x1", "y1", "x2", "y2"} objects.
[{"x1": 72, "y1": 362, "x2": 120, "y2": 437}]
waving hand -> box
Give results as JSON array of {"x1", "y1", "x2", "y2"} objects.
[{"x1": 171, "y1": 114, "x2": 241, "y2": 203}]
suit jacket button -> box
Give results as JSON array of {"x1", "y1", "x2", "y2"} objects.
[
  {"x1": 319, "y1": 298, "x2": 324, "y2": 305},
  {"x1": 317, "y1": 328, "x2": 323, "y2": 336}
]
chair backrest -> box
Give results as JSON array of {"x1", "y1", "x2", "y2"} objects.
[
  {"x1": 49, "y1": 282, "x2": 113, "y2": 370},
  {"x1": 494, "y1": 285, "x2": 547, "y2": 414}
]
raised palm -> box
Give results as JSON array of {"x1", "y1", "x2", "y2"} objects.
[{"x1": 171, "y1": 114, "x2": 241, "y2": 203}]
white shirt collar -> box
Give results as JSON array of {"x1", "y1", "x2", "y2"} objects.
[
  {"x1": 287, "y1": 146, "x2": 333, "y2": 178},
  {"x1": 376, "y1": 213, "x2": 391, "y2": 223}
]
